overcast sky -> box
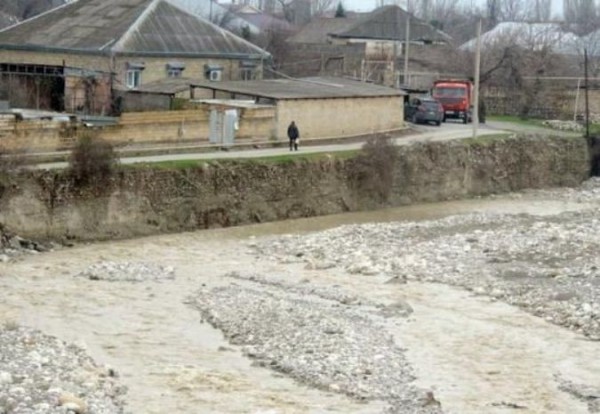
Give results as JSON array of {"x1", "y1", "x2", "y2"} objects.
[{"x1": 342, "y1": 0, "x2": 564, "y2": 16}]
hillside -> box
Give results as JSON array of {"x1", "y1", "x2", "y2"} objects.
[{"x1": 0, "y1": 0, "x2": 65, "y2": 29}]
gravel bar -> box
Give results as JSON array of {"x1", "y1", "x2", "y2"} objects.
[
  {"x1": 0, "y1": 324, "x2": 126, "y2": 414},
  {"x1": 253, "y1": 180, "x2": 600, "y2": 340},
  {"x1": 193, "y1": 278, "x2": 442, "y2": 414}
]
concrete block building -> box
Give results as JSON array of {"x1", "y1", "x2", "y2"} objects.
[{"x1": 191, "y1": 76, "x2": 406, "y2": 141}]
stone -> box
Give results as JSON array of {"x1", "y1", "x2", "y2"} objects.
[
  {"x1": 0, "y1": 371, "x2": 13, "y2": 385},
  {"x1": 381, "y1": 300, "x2": 414, "y2": 318},
  {"x1": 59, "y1": 393, "x2": 88, "y2": 414},
  {"x1": 8, "y1": 236, "x2": 22, "y2": 250},
  {"x1": 384, "y1": 275, "x2": 407, "y2": 284}
]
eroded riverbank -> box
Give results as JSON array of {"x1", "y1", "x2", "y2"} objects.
[{"x1": 1, "y1": 181, "x2": 600, "y2": 413}]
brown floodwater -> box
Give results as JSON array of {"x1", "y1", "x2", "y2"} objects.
[{"x1": 0, "y1": 192, "x2": 597, "y2": 413}]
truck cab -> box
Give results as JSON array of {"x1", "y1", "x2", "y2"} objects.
[{"x1": 432, "y1": 80, "x2": 473, "y2": 124}]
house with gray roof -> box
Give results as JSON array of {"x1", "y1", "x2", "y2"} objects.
[
  {"x1": 284, "y1": 5, "x2": 452, "y2": 87},
  {"x1": 0, "y1": 0, "x2": 270, "y2": 115}
]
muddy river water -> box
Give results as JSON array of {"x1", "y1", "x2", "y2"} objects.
[{"x1": 0, "y1": 194, "x2": 598, "y2": 413}]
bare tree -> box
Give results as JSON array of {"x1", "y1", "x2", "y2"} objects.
[
  {"x1": 376, "y1": 0, "x2": 403, "y2": 8},
  {"x1": 564, "y1": 0, "x2": 598, "y2": 33},
  {"x1": 311, "y1": 0, "x2": 336, "y2": 16},
  {"x1": 476, "y1": 25, "x2": 571, "y2": 117},
  {"x1": 527, "y1": 0, "x2": 552, "y2": 22},
  {"x1": 487, "y1": 0, "x2": 500, "y2": 27},
  {"x1": 499, "y1": 0, "x2": 527, "y2": 21}
]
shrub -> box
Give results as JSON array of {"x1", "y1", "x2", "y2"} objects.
[
  {"x1": 350, "y1": 135, "x2": 398, "y2": 203},
  {"x1": 69, "y1": 133, "x2": 118, "y2": 187}
]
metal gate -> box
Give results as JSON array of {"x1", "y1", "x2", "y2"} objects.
[{"x1": 209, "y1": 108, "x2": 238, "y2": 146}]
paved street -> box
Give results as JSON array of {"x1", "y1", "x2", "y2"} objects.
[{"x1": 33, "y1": 121, "x2": 528, "y2": 170}]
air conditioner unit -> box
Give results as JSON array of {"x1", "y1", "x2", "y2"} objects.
[{"x1": 209, "y1": 70, "x2": 222, "y2": 82}]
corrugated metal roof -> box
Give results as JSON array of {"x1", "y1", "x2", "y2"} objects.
[
  {"x1": 129, "y1": 76, "x2": 200, "y2": 94},
  {"x1": 287, "y1": 17, "x2": 358, "y2": 44},
  {"x1": 288, "y1": 6, "x2": 450, "y2": 44},
  {"x1": 234, "y1": 12, "x2": 294, "y2": 33},
  {"x1": 337, "y1": 6, "x2": 451, "y2": 43},
  {"x1": 0, "y1": 0, "x2": 270, "y2": 58},
  {"x1": 191, "y1": 76, "x2": 406, "y2": 100}
]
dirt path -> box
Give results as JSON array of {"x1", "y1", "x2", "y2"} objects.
[{"x1": 0, "y1": 211, "x2": 598, "y2": 413}]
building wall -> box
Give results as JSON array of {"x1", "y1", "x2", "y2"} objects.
[
  {"x1": 0, "y1": 50, "x2": 265, "y2": 84},
  {"x1": 0, "y1": 49, "x2": 265, "y2": 114},
  {"x1": 276, "y1": 96, "x2": 405, "y2": 141},
  {"x1": 111, "y1": 56, "x2": 264, "y2": 90}
]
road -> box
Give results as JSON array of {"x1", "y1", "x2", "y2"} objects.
[
  {"x1": 34, "y1": 120, "x2": 576, "y2": 170},
  {"x1": 32, "y1": 122, "x2": 496, "y2": 170}
]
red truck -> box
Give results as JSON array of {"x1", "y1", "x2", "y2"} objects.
[{"x1": 432, "y1": 80, "x2": 473, "y2": 124}]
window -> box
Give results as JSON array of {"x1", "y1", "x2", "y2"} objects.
[
  {"x1": 239, "y1": 60, "x2": 257, "y2": 81},
  {"x1": 240, "y1": 68, "x2": 255, "y2": 81},
  {"x1": 126, "y1": 69, "x2": 141, "y2": 88},
  {"x1": 166, "y1": 62, "x2": 185, "y2": 78},
  {"x1": 167, "y1": 68, "x2": 183, "y2": 78},
  {"x1": 126, "y1": 62, "x2": 145, "y2": 89}
]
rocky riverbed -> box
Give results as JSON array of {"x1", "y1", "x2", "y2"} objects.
[
  {"x1": 2, "y1": 179, "x2": 600, "y2": 413},
  {"x1": 0, "y1": 324, "x2": 126, "y2": 414},
  {"x1": 253, "y1": 181, "x2": 600, "y2": 341}
]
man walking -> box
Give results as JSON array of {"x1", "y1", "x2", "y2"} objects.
[{"x1": 287, "y1": 121, "x2": 299, "y2": 151}]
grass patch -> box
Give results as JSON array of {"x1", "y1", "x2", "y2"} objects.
[
  {"x1": 489, "y1": 115, "x2": 600, "y2": 135},
  {"x1": 462, "y1": 133, "x2": 514, "y2": 145},
  {"x1": 588, "y1": 123, "x2": 600, "y2": 136},
  {"x1": 128, "y1": 150, "x2": 360, "y2": 169},
  {"x1": 487, "y1": 115, "x2": 546, "y2": 127}
]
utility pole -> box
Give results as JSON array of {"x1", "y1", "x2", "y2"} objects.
[
  {"x1": 473, "y1": 18, "x2": 482, "y2": 139},
  {"x1": 585, "y1": 48, "x2": 590, "y2": 139},
  {"x1": 403, "y1": 0, "x2": 410, "y2": 85}
]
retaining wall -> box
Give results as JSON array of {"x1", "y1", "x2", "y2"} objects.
[{"x1": 0, "y1": 134, "x2": 591, "y2": 242}]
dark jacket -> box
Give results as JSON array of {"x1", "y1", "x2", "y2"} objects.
[{"x1": 287, "y1": 123, "x2": 299, "y2": 140}]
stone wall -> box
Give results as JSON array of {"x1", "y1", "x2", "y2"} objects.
[
  {"x1": 0, "y1": 134, "x2": 590, "y2": 242},
  {"x1": 484, "y1": 88, "x2": 600, "y2": 120}
]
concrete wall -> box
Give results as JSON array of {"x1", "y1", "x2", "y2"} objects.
[
  {"x1": 0, "y1": 115, "x2": 77, "y2": 151},
  {"x1": 0, "y1": 135, "x2": 590, "y2": 242},
  {"x1": 99, "y1": 110, "x2": 210, "y2": 145},
  {"x1": 484, "y1": 88, "x2": 600, "y2": 121},
  {"x1": 276, "y1": 96, "x2": 404, "y2": 140},
  {"x1": 0, "y1": 94, "x2": 403, "y2": 150}
]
